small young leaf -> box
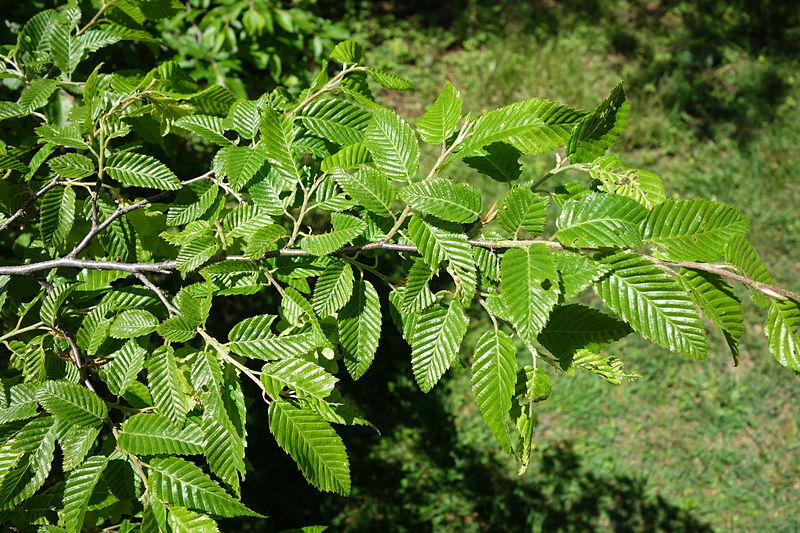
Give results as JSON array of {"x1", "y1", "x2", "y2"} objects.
[
  {"x1": 566, "y1": 82, "x2": 628, "y2": 163},
  {"x1": 416, "y1": 80, "x2": 462, "y2": 145},
  {"x1": 364, "y1": 108, "x2": 419, "y2": 183},
  {"x1": 367, "y1": 68, "x2": 414, "y2": 90},
  {"x1": 299, "y1": 213, "x2": 366, "y2": 256},
  {"x1": 497, "y1": 188, "x2": 548, "y2": 236},
  {"x1": 330, "y1": 40, "x2": 364, "y2": 64}
]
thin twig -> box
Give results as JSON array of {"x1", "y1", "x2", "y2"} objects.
[
  {"x1": 0, "y1": 178, "x2": 60, "y2": 232},
  {"x1": 133, "y1": 272, "x2": 178, "y2": 315},
  {"x1": 1, "y1": 240, "x2": 797, "y2": 302},
  {"x1": 67, "y1": 171, "x2": 214, "y2": 258}
]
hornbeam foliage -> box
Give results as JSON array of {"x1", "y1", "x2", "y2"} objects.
[{"x1": 0, "y1": 3, "x2": 799, "y2": 531}]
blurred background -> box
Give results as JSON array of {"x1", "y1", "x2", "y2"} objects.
[{"x1": 4, "y1": 0, "x2": 800, "y2": 530}]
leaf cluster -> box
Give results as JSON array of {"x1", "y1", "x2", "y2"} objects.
[{"x1": 0, "y1": 4, "x2": 798, "y2": 531}]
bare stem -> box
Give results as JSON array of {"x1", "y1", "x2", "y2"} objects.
[{"x1": 0, "y1": 178, "x2": 60, "y2": 232}]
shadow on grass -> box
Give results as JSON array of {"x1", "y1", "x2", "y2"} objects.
[{"x1": 228, "y1": 317, "x2": 713, "y2": 533}]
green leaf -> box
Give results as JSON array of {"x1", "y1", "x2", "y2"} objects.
[
  {"x1": 118, "y1": 413, "x2": 204, "y2": 455},
  {"x1": 555, "y1": 192, "x2": 647, "y2": 248},
  {"x1": 400, "y1": 258, "x2": 436, "y2": 313},
  {"x1": 224, "y1": 146, "x2": 267, "y2": 191},
  {"x1": 471, "y1": 330, "x2": 516, "y2": 452},
  {"x1": 554, "y1": 251, "x2": 609, "y2": 301},
  {"x1": 411, "y1": 298, "x2": 469, "y2": 393},
  {"x1": 497, "y1": 188, "x2": 548, "y2": 236},
  {"x1": 148, "y1": 457, "x2": 262, "y2": 517},
  {"x1": 168, "y1": 506, "x2": 220, "y2": 533},
  {"x1": 589, "y1": 155, "x2": 665, "y2": 208},
  {"x1": 35, "y1": 124, "x2": 86, "y2": 152},
  {"x1": 201, "y1": 392, "x2": 246, "y2": 495},
  {"x1": 261, "y1": 358, "x2": 338, "y2": 399},
  {"x1": 332, "y1": 167, "x2": 396, "y2": 217},
  {"x1": 500, "y1": 244, "x2": 560, "y2": 342},
  {"x1": 566, "y1": 82, "x2": 628, "y2": 163},
  {"x1": 39, "y1": 186, "x2": 76, "y2": 248},
  {"x1": 364, "y1": 108, "x2": 419, "y2": 182},
  {"x1": 312, "y1": 261, "x2": 354, "y2": 317},
  {"x1": 538, "y1": 304, "x2": 632, "y2": 368},
  {"x1": 109, "y1": 309, "x2": 158, "y2": 338},
  {"x1": 38, "y1": 381, "x2": 107, "y2": 427},
  {"x1": 176, "y1": 236, "x2": 220, "y2": 273},
  {"x1": 0, "y1": 153, "x2": 27, "y2": 172},
  {"x1": 268, "y1": 400, "x2": 350, "y2": 495},
  {"x1": 228, "y1": 315, "x2": 319, "y2": 359},
  {"x1": 0, "y1": 101, "x2": 24, "y2": 121},
  {"x1": 400, "y1": 178, "x2": 482, "y2": 223},
  {"x1": 59, "y1": 425, "x2": 99, "y2": 472},
  {"x1": 244, "y1": 224, "x2": 287, "y2": 258},
  {"x1": 106, "y1": 152, "x2": 180, "y2": 190},
  {"x1": 456, "y1": 98, "x2": 585, "y2": 158},
  {"x1": 724, "y1": 234, "x2": 773, "y2": 309},
  {"x1": 416, "y1": 80, "x2": 462, "y2": 145},
  {"x1": 330, "y1": 40, "x2": 364, "y2": 64},
  {"x1": 0, "y1": 416, "x2": 56, "y2": 509},
  {"x1": 158, "y1": 314, "x2": 198, "y2": 343},
  {"x1": 175, "y1": 115, "x2": 233, "y2": 146},
  {"x1": 642, "y1": 198, "x2": 749, "y2": 262},
  {"x1": 367, "y1": 67, "x2": 414, "y2": 90},
  {"x1": 40, "y1": 280, "x2": 76, "y2": 327},
  {"x1": 321, "y1": 142, "x2": 372, "y2": 172},
  {"x1": 61, "y1": 455, "x2": 108, "y2": 532},
  {"x1": 678, "y1": 269, "x2": 744, "y2": 360},
  {"x1": 299, "y1": 213, "x2": 366, "y2": 256},
  {"x1": 148, "y1": 345, "x2": 189, "y2": 424},
  {"x1": 338, "y1": 280, "x2": 382, "y2": 380},
  {"x1": 593, "y1": 251, "x2": 707, "y2": 358},
  {"x1": 18, "y1": 79, "x2": 59, "y2": 112},
  {"x1": 226, "y1": 99, "x2": 260, "y2": 139},
  {"x1": 167, "y1": 180, "x2": 219, "y2": 226},
  {"x1": 462, "y1": 142, "x2": 523, "y2": 182},
  {"x1": 98, "y1": 340, "x2": 146, "y2": 396},
  {"x1": 407, "y1": 217, "x2": 477, "y2": 305},
  {"x1": 47, "y1": 153, "x2": 95, "y2": 179},
  {"x1": 260, "y1": 108, "x2": 301, "y2": 186},
  {"x1": 764, "y1": 299, "x2": 800, "y2": 371},
  {"x1": 50, "y1": 21, "x2": 84, "y2": 75},
  {"x1": 299, "y1": 98, "x2": 371, "y2": 145}
]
